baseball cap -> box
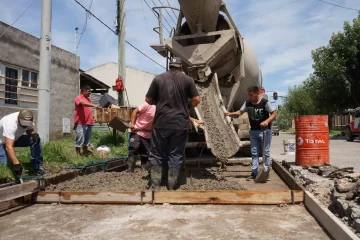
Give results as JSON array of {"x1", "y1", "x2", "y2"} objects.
[
  {"x1": 169, "y1": 57, "x2": 182, "y2": 67},
  {"x1": 19, "y1": 109, "x2": 34, "y2": 127}
]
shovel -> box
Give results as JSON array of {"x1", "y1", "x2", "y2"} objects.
[{"x1": 254, "y1": 126, "x2": 270, "y2": 183}]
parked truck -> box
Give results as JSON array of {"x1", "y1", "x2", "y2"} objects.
[
  {"x1": 150, "y1": 0, "x2": 264, "y2": 164},
  {"x1": 345, "y1": 107, "x2": 360, "y2": 141}
]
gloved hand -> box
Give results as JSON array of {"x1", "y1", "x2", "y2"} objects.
[
  {"x1": 13, "y1": 164, "x2": 23, "y2": 183},
  {"x1": 32, "y1": 133, "x2": 40, "y2": 143}
]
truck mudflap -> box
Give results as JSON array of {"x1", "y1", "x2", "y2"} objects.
[{"x1": 195, "y1": 73, "x2": 242, "y2": 165}]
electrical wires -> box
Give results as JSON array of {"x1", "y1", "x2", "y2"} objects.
[
  {"x1": 0, "y1": 0, "x2": 37, "y2": 39},
  {"x1": 73, "y1": 0, "x2": 166, "y2": 69}
]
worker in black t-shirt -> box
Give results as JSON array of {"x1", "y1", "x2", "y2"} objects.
[
  {"x1": 225, "y1": 86, "x2": 276, "y2": 181},
  {"x1": 145, "y1": 57, "x2": 200, "y2": 190}
]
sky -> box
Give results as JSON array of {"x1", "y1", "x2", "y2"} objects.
[{"x1": 0, "y1": 0, "x2": 359, "y2": 103}]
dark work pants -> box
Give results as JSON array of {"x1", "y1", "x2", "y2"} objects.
[
  {"x1": 128, "y1": 133, "x2": 151, "y2": 165},
  {"x1": 0, "y1": 135, "x2": 43, "y2": 170},
  {"x1": 149, "y1": 128, "x2": 188, "y2": 169}
]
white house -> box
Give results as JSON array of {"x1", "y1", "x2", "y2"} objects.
[{"x1": 86, "y1": 63, "x2": 156, "y2": 107}]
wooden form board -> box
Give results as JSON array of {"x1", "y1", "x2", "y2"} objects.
[
  {"x1": 0, "y1": 181, "x2": 39, "y2": 202},
  {"x1": 36, "y1": 190, "x2": 304, "y2": 205},
  {"x1": 153, "y1": 190, "x2": 304, "y2": 204},
  {"x1": 36, "y1": 191, "x2": 153, "y2": 204}
]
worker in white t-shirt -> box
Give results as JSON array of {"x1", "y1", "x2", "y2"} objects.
[{"x1": 0, "y1": 109, "x2": 46, "y2": 182}]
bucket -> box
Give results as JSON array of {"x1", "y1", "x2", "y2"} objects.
[
  {"x1": 295, "y1": 115, "x2": 329, "y2": 166},
  {"x1": 283, "y1": 139, "x2": 295, "y2": 155}
]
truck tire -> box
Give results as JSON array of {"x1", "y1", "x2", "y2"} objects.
[{"x1": 345, "y1": 127, "x2": 355, "y2": 142}]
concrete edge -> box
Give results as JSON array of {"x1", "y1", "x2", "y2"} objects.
[
  {"x1": 271, "y1": 159, "x2": 305, "y2": 191},
  {"x1": 304, "y1": 191, "x2": 360, "y2": 240},
  {"x1": 272, "y1": 159, "x2": 359, "y2": 240}
]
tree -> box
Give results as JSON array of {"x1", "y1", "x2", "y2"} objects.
[
  {"x1": 276, "y1": 85, "x2": 318, "y2": 129},
  {"x1": 309, "y1": 14, "x2": 360, "y2": 112}
]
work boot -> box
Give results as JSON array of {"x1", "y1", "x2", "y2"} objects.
[
  {"x1": 35, "y1": 167, "x2": 47, "y2": 176},
  {"x1": 168, "y1": 168, "x2": 180, "y2": 190},
  {"x1": 13, "y1": 164, "x2": 23, "y2": 183},
  {"x1": 150, "y1": 166, "x2": 162, "y2": 190},
  {"x1": 127, "y1": 156, "x2": 136, "y2": 172},
  {"x1": 141, "y1": 161, "x2": 151, "y2": 172}
]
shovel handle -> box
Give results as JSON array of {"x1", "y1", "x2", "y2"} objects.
[{"x1": 261, "y1": 126, "x2": 267, "y2": 132}]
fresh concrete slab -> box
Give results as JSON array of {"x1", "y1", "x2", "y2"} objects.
[{"x1": 0, "y1": 204, "x2": 330, "y2": 240}]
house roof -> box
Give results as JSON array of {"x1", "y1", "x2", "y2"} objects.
[{"x1": 80, "y1": 69, "x2": 110, "y2": 93}]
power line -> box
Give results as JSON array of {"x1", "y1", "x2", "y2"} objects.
[
  {"x1": 159, "y1": 0, "x2": 177, "y2": 25},
  {"x1": 239, "y1": 0, "x2": 300, "y2": 27},
  {"x1": 143, "y1": 0, "x2": 170, "y2": 33},
  {"x1": 151, "y1": 0, "x2": 172, "y2": 31},
  {"x1": 140, "y1": 0, "x2": 149, "y2": 29},
  {"x1": 73, "y1": 0, "x2": 166, "y2": 70},
  {"x1": 0, "y1": 0, "x2": 37, "y2": 39},
  {"x1": 77, "y1": 0, "x2": 94, "y2": 50},
  {"x1": 317, "y1": 0, "x2": 359, "y2": 12},
  {"x1": 165, "y1": 0, "x2": 178, "y2": 20},
  {"x1": 253, "y1": 0, "x2": 300, "y2": 19}
]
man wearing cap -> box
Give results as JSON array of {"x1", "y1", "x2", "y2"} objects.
[
  {"x1": 146, "y1": 57, "x2": 200, "y2": 190},
  {"x1": 0, "y1": 109, "x2": 45, "y2": 181},
  {"x1": 74, "y1": 85, "x2": 101, "y2": 156}
]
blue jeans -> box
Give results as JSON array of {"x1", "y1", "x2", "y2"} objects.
[
  {"x1": 0, "y1": 135, "x2": 43, "y2": 170},
  {"x1": 75, "y1": 124, "x2": 92, "y2": 147},
  {"x1": 250, "y1": 129, "x2": 272, "y2": 176},
  {"x1": 149, "y1": 128, "x2": 188, "y2": 169}
]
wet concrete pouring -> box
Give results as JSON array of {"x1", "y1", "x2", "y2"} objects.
[{"x1": 196, "y1": 78, "x2": 240, "y2": 166}]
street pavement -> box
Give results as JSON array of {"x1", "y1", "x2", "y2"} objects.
[{"x1": 271, "y1": 132, "x2": 360, "y2": 171}]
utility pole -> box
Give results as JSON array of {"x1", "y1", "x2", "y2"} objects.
[
  {"x1": 37, "y1": 0, "x2": 52, "y2": 143},
  {"x1": 117, "y1": 0, "x2": 126, "y2": 106}
]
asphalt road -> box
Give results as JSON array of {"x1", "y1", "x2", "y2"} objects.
[{"x1": 271, "y1": 132, "x2": 360, "y2": 171}]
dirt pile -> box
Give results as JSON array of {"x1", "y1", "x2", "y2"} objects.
[
  {"x1": 196, "y1": 78, "x2": 239, "y2": 165},
  {"x1": 284, "y1": 162, "x2": 360, "y2": 236},
  {"x1": 46, "y1": 168, "x2": 246, "y2": 192}
]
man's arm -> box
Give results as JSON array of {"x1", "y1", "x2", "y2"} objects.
[
  {"x1": 187, "y1": 78, "x2": 200, "y2": 109},
  {"x1": 224, "y1": 102, "x2": 246, "y2": 117},
  {"x1": 5, "y1": 138, "x2": 19, "y2": 165},
  {"x1": 261, "y1": 111, "x2": 277, "y2": 127},
  {"x1": 26, "y1": 129, "x2": 36, "y2": 135},
  {"x1": 78, "y1": 101, "x2": 100, "y2": 109},
  {"x1": 224, "y1": 110, "x2": 243, "y2": 117},
  {"x1": 189, "y1": 96, "x2": 200, "y2": 109},
  {"x1": 130, "y1": 107, "x2": 139, "y2": 130},
  {"x1": 261, "y1": 101, "x2": 277, "y2": 127}
]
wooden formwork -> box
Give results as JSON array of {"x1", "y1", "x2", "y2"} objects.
[{"x1": 35, "y1": 190, "x2": 304, "y2": 205}]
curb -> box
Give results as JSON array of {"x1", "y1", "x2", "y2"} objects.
[{"x1": 272, "y1": 160, "x2": 359, "y2": 240}]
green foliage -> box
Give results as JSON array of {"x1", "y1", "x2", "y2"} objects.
[
  {"x1": 308, "y1": 14, "x2": 360, "y2": 112},
  {"x1": 278, "y1": 14, "x2": 360, "y2": 127},
  {"x1": 0, "y1": 131, "x2": 129, "y2": 180},
  {"x1": 276, "y1": 85, "x2": 317, "y2": 130}
]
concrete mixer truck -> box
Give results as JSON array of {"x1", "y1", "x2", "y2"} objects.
[{"x1": 150, "y1": 0, "x2": 264, "y2": 165}]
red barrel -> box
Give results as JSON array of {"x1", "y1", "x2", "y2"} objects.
[{"x1": 295, "y1": 115, "x2": 329, "y2": 166}]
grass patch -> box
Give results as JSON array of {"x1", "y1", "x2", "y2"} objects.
[
  {"x1": 0, "y1": 131, "x2": 129, "y2": 180},
  {"x1": 0, "y1": 166, "x2": 13, "y2": 183},
  {"x1": 281, "y1": 129, "x2": 342, "y2": 137},
  {"x1": 329, "y1": 130, "x2": 342, "y2": 137},
  {"x1": 282, "y1": 128, "x2": 296, "y2": 133}
]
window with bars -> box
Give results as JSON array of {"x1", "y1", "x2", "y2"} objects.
[
  {"x1": 22, "y1": 70, "x2": 38, "y2": 88},
  {"x1": 5, "y1": 67, "x2": 18, "y2": 105}
]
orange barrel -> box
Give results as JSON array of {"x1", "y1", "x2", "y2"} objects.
[{"x1": 295, "y1": 115, "x2": 329, "y2": 166}]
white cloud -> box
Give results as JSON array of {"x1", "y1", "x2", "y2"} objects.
[{"x1": 0, "y1": 0, "x2": 359, "y2": 90}]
